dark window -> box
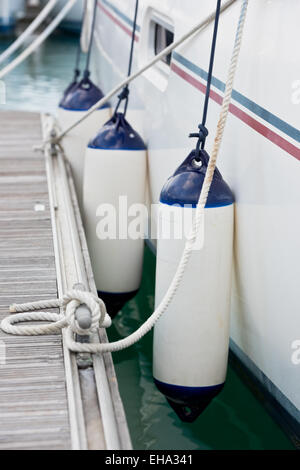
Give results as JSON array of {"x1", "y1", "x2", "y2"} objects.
[{"x1": 154, "y1": 23, "x2": 174, "y2": 66}]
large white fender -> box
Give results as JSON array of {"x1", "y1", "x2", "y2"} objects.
[
  {"x1": 83, "y1": 112, "x2": 147, "y2": 317},
  {"x1": 57, "y1": 77, "x2": 111, "y2": 205},
  {"x1": 153, "y1": 149, "x2": 234, "y2": 422}
]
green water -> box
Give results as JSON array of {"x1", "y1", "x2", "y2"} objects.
[{"x1": 0, "y1": 32, "x2": 294, "y2": 450}]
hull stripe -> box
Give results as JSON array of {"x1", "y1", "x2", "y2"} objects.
[
  {"x1": 173, "y1": 52, "x2": 300, "y2": 144},
  {"x1": 171, "y1": 62, "x2": 300, "y2": 161},
  {"x1": 97, "y1": 0, "x2": 300, "y2": 161},
  {"x1": 98, "y1": 0, "x2": 139, "y2": 41}
]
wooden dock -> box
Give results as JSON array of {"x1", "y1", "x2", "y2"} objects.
[{"x1": 0, "y1": 111, "x2": 131, "y2": 450}]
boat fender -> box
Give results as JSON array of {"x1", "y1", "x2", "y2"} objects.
[
  {"x1": 83, "y1": 112, "x2": 147, "y2": 318},
  {"x1": 153, "y1": 149, "x2": 234, "y2": 422},
  {"x1": 57, "y1": 77, "x2": 111, "y2": 205}
]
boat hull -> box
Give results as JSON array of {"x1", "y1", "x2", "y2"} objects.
[{"x1": 90, "y1": 0, "x2": 300, "y2": 443}]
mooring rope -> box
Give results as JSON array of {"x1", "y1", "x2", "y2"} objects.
[
  {"x1": 1, "y1": 290, "x2": 111, "y2": 336},
  {"x1": 0, "y1": 0, "x2": 78, "y2": 80},
  {"x1": 1, "y1": 0, "x2": 248, "y2": 353},
  {"x1": 0, "y1": 0, "x2": 58, "y2": 66}
]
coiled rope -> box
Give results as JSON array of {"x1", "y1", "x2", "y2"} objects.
[
  {"x1": 0, "y1": 0, "x2": 58, "y2": 65},
  {"x1": 0, "y1": 0, "x2": 78, "y2": 80},
  {"x1": 1, "y1": 0, "x2": 248, "y2": 353},
  {"x1": 1, "y1": 290, "x2": 111, "y2": 337}
]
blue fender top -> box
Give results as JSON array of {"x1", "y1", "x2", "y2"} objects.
[
  {"x1": 160, "y1": 150, "x2": 234, "y2": 208},
  {"x1": 88, "y1": 113, "x2": 147, "y2": 151},
  {"x1": 59, "y1": 77, "x2": 110, "y2": 111}
]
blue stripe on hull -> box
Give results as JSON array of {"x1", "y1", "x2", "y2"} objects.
[{"x1": 172, "y1": 52, "x2": 300, "y2": 144}]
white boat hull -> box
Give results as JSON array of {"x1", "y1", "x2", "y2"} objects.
[{"x1": 89, "y1": 0, "x2": 300, "y2": 441}]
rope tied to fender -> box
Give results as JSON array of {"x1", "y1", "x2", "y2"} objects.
[
  {"x1": 1, "y1": 290, "x2": 111, "y2": 337},
  {"x1": 189, "y1": 0, "x2": 222, "y2": 161},
  {"x1": 82, "y1": 0, "x2": 98, "y2": 82},
  {"x1": 113, "y1": 0, "x2": 139, "y2": 118}
]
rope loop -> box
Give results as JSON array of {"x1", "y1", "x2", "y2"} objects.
[
  {"x1": 83, "y1": 69, "x2": 91, "y2": 81},
  {"x1": 117, "y1": 85, "x2": 129, "y2": 102},
  {"x1": 1, "y1": 290, "x2": 111, "y2": 339},
  {"x1": 62, "y1": 290, "x2": 107, "y2": 335},
  {"x1": 189, "y1": 124, "x2": 209, "y2": 160}
]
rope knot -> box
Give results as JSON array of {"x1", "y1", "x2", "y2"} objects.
[
  {"x1": 1, "y1": 290, "x2": 111, "y2": 339},
  {"x1": 117, "y1": 85, "x2": 129, "y2": 102},
  {"x1": 189, "y1": 124, "x2": 209, "y2": 143},
  {"x1": 189, "y1": 124, "x2": 209, "y2": 160},
  {"x1": 62, "y1": 290, "x2": 109, "y2": 336},
  {"x1": 83, "y1": 69, "x2": 91, "y2": 81}
]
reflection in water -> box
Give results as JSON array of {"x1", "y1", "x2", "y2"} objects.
[
  {"x1": 0, "y1": 31, "x2": 294, "y2": 450},
  {"x1": 0, "y1": 33, "x2": 78, "y2": 113}
]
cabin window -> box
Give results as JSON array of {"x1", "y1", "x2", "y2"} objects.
[
  {"x1": 142, "y1": 11, "x2": 174, "y2": 91},
  {"x1": 154, "y1": 23, "x2": 174, "y2": 66}
]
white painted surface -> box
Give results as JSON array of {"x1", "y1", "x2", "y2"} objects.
[
  {"x1": 153, "y1": 203, "x2": 234, "y2": 387},
  {"x1": 83, "y1": 147, "x2": 147, "y2": 293},
  {"x1": 57, "y1": 107, "x2": 111, "y2": 205}
]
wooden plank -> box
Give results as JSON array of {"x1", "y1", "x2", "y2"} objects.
[{"x1": 0, "y1": 111, "x2": 71, "y2": 450}]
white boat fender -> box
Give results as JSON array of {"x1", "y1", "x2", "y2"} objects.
[
  {"x1": 57, "y1": 76, "x2": 111, "y2": 205},
  {"x1": 83, "y1": 112, "x2": 147, "y2": 318},
  {"x1": 153, "y1": 148, "x2": 234, "y2": 422}
]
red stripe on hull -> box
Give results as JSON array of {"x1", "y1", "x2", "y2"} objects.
[
  {"x1": 98, "y1": 3, "x2": 139, "y2": 42},
  {"x1": 171, "y1": 62, "x2": 300, "y2": 161}
]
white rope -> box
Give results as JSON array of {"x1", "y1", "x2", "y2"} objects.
[
  {"x1": 48, "y1": 0, "x2": 237, "y2": 145},
  {"x1": 1, "y1": 0, "x2": 248, "y2": 354},
  {"x1": 1, "y1": 290, "x2": 111, "y2": 336},
  {"x1": 0, "y1": 0, "x2": 78, "y2": 80},
  {"x1": 0, "y1": 0, "x2": 58, "y2": 66}
]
